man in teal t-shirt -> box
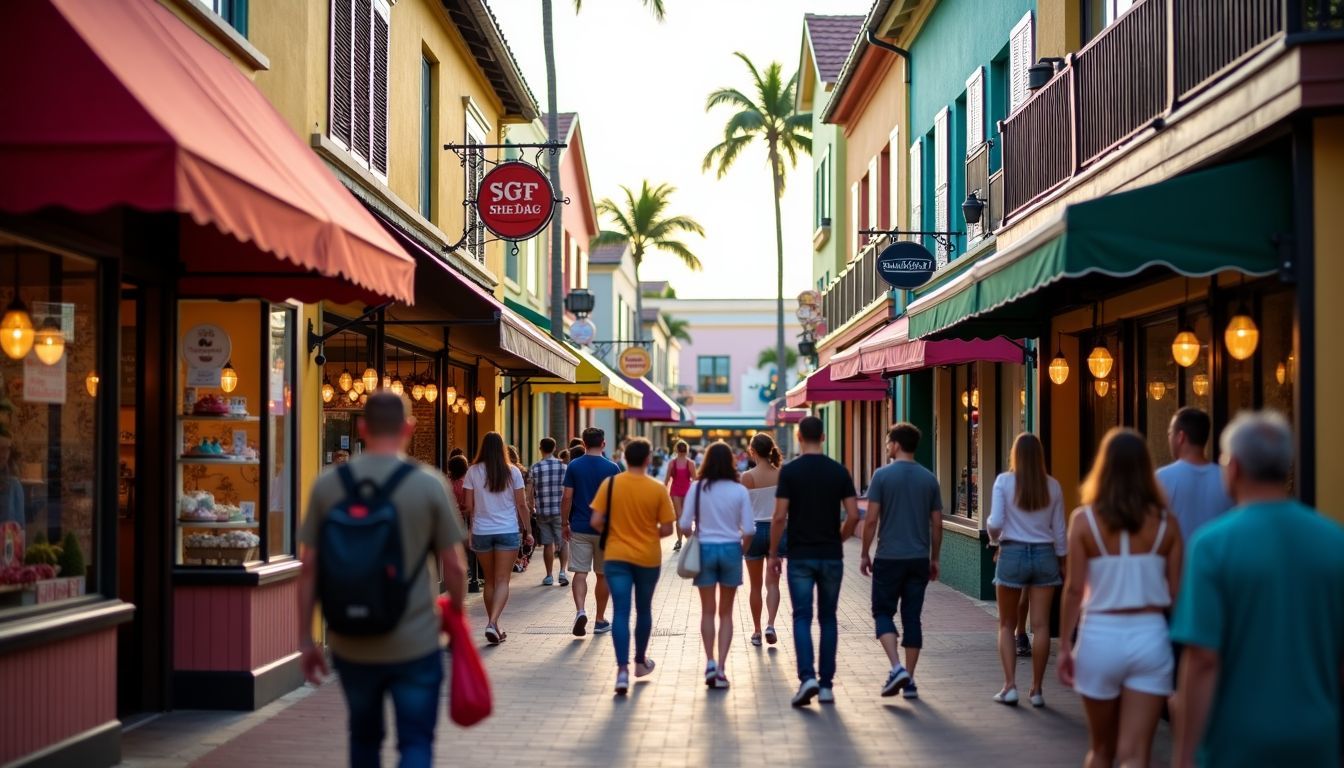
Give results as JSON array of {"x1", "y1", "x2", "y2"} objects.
[{"x1": 1171, "y1": 411, "x2": 1344, "y2": 767}]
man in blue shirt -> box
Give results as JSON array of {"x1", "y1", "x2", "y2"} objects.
[
  {"x1": 1171, "y1": 411, "x2": 1344, "y2": 767},
  {"x1": 562, "y1": 428, "x2": 620, "y2": 637},
  {"x1": 1156, "y1": 407, "x2": 1233, "y2": 540}
]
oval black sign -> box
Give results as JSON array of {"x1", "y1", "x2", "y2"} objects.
[{"x1": 875, "y1": 241, "x2": 937, "y2": 289}]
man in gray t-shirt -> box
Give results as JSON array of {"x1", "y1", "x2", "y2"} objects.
[{"x1": 860, "y1": 423, "x2": 943, "y2": 699}]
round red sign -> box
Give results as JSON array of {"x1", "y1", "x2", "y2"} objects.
[{"x1": 476, "y1": 162, "x2": 554, "y2": 240}]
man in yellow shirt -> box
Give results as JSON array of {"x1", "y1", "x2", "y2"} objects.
[{"x1": 589, "y1": 438, "x2": 675, "y2": 695}]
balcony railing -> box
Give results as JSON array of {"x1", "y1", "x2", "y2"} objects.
[
  {"x1": 820, "y1": 236, "x2": 891, "y2": 335},
  {"x1": 999, "y1": 0, "x2": 1323, "y2": 219}
]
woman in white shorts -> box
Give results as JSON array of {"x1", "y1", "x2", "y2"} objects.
[{"x1": 1058, "y1": 428, "x2": 1184, "y2": 768}]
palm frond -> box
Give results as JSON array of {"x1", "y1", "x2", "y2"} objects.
[
  {"x1": 705, "y1": 87, "x2": 757, "y2": 113},
  {"x1": 574, "y1": 0, "x2": 664, "y2": 20},
  {"x1": 653, "y1": 238, "x2": 703, "y2": 272},
  {"x1": 648, "y1": 214, "x2": 706, "y2": 239},
  {"x1": 590, "y1": 230, "x2": 629, "y2": 248},
  {"x1": 702, "y1": 134, "x2": 754, "y2": 176}
]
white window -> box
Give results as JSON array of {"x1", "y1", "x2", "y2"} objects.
[
  {"x1": 464, "y1": 107, "x2": 489, "y2": 263},
  {"x1": 1009, "y1": 11, "x2": 1035, "y2": 112},
  {"x1": 933, "y1": 108, "x2": 949, "y2": 264},
  {"x1": 908, "y1": 139, "x2": 922, "y2": 238},
  {"x1": 888, "y1": 127, "x2": 901, "y2": 230},
  {"x1": 329, "y1": 0, "x2": 390, "y2": 178},
  {"x1": 966, "y1": 67, "x2": 985, "y2": 152}
]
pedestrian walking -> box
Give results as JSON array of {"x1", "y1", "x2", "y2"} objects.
[
  {"x1": 859, "y1": 423, "x2": 943, "y2": 701},
  {"x1": 561, "y1": 427, "x2": 620, "y2": 636},
  {"x1": 507, "y1": 444, "x2": 534, "y2": 573},
  {"x1": 742, "y1": 432, "x2": 784, "y2": 647},
  {"x1": 987, "y1": 432, "x2": 1066, "y2": 707},
  {"x1": 529, "y1": 437, "x2": 569, "y2": 587},
  {"x1": 447, "y1": 454, "x2": 469, "y2": 517},
  {"x1": 1058, "y1": 428, "x2": 1183, "y2": 767},
  {"x1": 771, "y1": 416, "x2": 860, "y2": 707},
  {"x1": 589, "y1": 438, "x2": 675, "y2": 695},
  {"x1": 1171, "y1": 411, "x2": 1344, "y2": 768},
  {"x1": 298, "y1": 393, "x2": 468, "y2": 768},
  {"x1": 463, "y1": 431, "x2": 532, "y2": 644},
  {"x1": 665, "y1": 440, "x2": 694, "y2": 552},
  {"x1": 1156, "y1": 407, "x2": 1232, "y2": 542},
  {"x1": 680, "y1": 442, "x2": 755, "y2": 689}
]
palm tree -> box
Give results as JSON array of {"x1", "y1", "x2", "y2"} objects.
[
  {"x1": 663, "y1": 314, "x2": 692, "y2": 344},
  {"x1": 756, "y1": 346, "x2": 798, "y2": 370},
  {"x1": 592, "y1": 181, "x2": 705, "y2": 342},
  {"x1": 704, "y1": 52, "x2": 811, "y2": 422},
  {"x1": 542, "y1": 0, "x2": 665, "y2": 439}
]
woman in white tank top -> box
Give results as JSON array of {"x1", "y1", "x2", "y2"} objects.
[
  {"x1": 741, "y1": 433, "x2": 784, "y2": 647},
  {"x1": 1059, "y1": 428, "x2": 1184, "y2": 768}
]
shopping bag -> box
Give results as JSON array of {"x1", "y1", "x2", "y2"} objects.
[{"x1": 437, "y1": 595, "x2": 492, "y2": 726}]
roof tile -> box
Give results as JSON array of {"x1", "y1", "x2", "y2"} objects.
[{"x1": 805, "y1": 14, "x2": 865, "y2": 83}]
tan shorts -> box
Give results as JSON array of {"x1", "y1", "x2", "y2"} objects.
[{"x1": 568, "y1": 532, "x2": 604, "y2": 575}]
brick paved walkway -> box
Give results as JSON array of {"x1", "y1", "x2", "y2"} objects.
[{"x1": 122, "y1": 539, "x2": 1172, "y2": 767}]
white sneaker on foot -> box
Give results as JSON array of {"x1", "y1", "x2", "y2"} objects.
[
  {"x1": 818, "y1": 687, "x2": 835, "y2": 704},
  {"x1": 792, "y1": 678, "x2": 820, "y2": 707}
]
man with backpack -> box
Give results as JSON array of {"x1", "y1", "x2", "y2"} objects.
[{"x1": 298, "y1": 393, "x2": 467, "y2": 768}]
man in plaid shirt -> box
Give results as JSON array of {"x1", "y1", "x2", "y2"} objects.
[{"x1": 529, "y1": 437, "x2": 569, "y2": 586}]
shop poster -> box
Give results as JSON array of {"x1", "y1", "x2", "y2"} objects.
[
  {"x1": 182, "y1": 324, "x2": 230, "y2": 387},
  {"x1": 23, "y1": 354, "x2": 66, "y2": 404}
]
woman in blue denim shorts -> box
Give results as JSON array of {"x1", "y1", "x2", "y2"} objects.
[
  {"x1": 741, "y1": 432, "x2": 785, "y2": 647},
  {"x1": 462, "y1": 432, "x2": 533, "y2": 645},
  {"x1": 679, "y1": 442, "x2": 755, "y2": 689},
  {"x1": 987, "y1": 433, "x2": 1068, "y2": 707}
]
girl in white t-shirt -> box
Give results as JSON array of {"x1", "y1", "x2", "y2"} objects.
[{"x1": 463, "y1": 432, "x2": 532, "y2": 644}]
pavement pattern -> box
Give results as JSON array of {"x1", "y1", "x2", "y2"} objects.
[{"x1": 121, "y1": 538, "x2": 1172, "y2": 767}]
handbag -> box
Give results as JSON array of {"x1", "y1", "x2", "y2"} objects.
[
  {"x1": 598, "y1": 474, "x2": 616, "y2": 550},
  {"x1": 676, "y1": 481, "x2": 702, "y2": 579},
  {"x1": 437, "y1": 595, "x2": 492, "y2": 726}
]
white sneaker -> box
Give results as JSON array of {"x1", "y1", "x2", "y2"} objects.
[
  {"x1": 818, "y1": 687, "x2": 835, "y2": 704},
  {"x1": 993, "y1": 687, "x2": 1020, "y2": 706},
  {"x1": 791, "y1": 678, "x2": 820, "y2": 707}
]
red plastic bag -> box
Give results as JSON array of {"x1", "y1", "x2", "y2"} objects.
[{"x1": 437, "y1": 595, "x2": 492, "y2": 726}]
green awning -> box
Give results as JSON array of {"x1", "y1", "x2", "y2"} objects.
[
  {"x1": 908, "y1": 154, "x2": 1291, "y2": 339},
  {"x1": 504, "y1": 297, "x2": 551, "y2": 333}
]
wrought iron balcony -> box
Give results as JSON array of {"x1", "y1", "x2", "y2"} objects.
[
  {"x1": 999, "y1": 0, "x2": 1336, "y2": 220},
  {"x1": 820, "y1": 235, "x2": 893, "y2": 337}
]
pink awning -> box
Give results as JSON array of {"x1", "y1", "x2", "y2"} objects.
[
  {"x1": 785, "y1": 364, "x2": 886, "y2": 408},
  {"x1": 765, "y1": 398, "x2": 807, "y2": 425},
  {"x1": 831, "y1": 317, "x2": 1024, "y2": 381}
]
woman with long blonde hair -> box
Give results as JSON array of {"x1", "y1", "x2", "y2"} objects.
[
  {"x1": 988, "y1": 433, "x2": 1066, "y2": 707},
  {"x1": 1059, "y1": 428, "x2": 1183, "y2": 767}
]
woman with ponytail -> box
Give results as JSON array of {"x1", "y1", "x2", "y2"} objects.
[{"x1": 741, "y1": 432, "x2": 785, "y2": 647}]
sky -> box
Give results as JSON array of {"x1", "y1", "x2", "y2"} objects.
[{"x1": 491, "y1": 0, "x2": 872, "y2": 299}]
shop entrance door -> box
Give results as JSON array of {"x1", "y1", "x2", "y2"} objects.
[{"x1": 115, "y1": 280, "x2": 169, "y2": 718}]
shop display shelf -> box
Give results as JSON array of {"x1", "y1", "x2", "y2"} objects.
[
  {"x1": 175, "y1": 520, "x2": 258, "y2": 529},
  {"x1": 177, "y1": 456, "x2": 260, "y2": 465},
  {"x1": 181, "y1": 414, "x2": 259, "y2": 422}
]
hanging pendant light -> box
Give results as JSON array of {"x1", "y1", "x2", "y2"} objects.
[
  {"x1": 362, "y1": 367, "x2": 379, "y2": 393},
  {"x1": 1093, "y1": 379, "x2": 1110, "y2": 397},
  {"x1": 32, "y1": 318, "x2": 64, "y2": 365},
  {"x1": 1191, "y1": 373, "x2": 1210, "y2": 396},
  {"x1": 445, "y1": 386, "x2": 458, "y2": 406},
  {"x1": 1148, "y1": 380, "x2": 1166, "y2": 401},
  {"x1": 1224, "y1": 306, "x2": 1258, "y2": 361},
  {"x1": 410, "y1": 358, "x2": 424, "y2": 401},
  {"x1": 85, "y1": 371, "x2": 99, "y2": 397},
  {"x1": 390, "y1": 378, "x2": 404, "y2": 397},
  {"x1": 1, "y1": 257, "x2": 34, "y2": 361},
  {"x1": 1087, "y1": 345, "x2": 1113, "y2": 379},
  {"x1": 352, "y1": 379, "x2": 365, "y2": 395},
  {"x1": 1048, "y1": 333, "x2": 1069, "y2": 385},
  {"x1": 347, "y1": 387, "x2": 359, "y2": 403},
  {"x1": 1171, "y1": 330, "x2": 1201, "y2": 368},
  {"x1": 338, "y1": 334, "x2": 353, "y2": 392},
  {"x1": 359, "y1": 393, "x2": 368, "y2": 405},
  {"x1": 219, "y1": 360, "x2": 239, "y2": 393},
  {"x1": 322, "y1": 381, "x2": 335, "y2": 403},
  {"x1": 473, "y1": 394, "x2": 487, "y2": 413},
  {"x1": 424, "y1": 382, "x2": 439, "y2": 403}
]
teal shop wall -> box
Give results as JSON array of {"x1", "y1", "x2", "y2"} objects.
[{"x1": 940, "y1": 526, "x2": 993, "y2": 600}]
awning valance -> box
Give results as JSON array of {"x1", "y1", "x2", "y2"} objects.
[
  {"x1": 785, "y1": 364, "x2": 887, "y2": 408},
  {"x1": 831, "y1": 317, "x2": 1025, "y2": 380},
  {"x1": 532, "y1": 346, "x2": 643, "y2": 410},
  {"x1": 907, "y1": 155, "x2": 1291, "y2": 340},
  {"x1": 765, "y1": 398, "x2": 807, "y2": 425},
  {"x1": 0, "y1": 0, "x2": 416, "y2": 305},
  {"x1": 623, "y1": 377, "x2": 683, "y2": 422}
]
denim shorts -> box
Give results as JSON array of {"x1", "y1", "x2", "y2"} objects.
[
  {"x1": 693, "y1": 542, "x2": 744, "y2": 587},
  {"x1": 994, "y1": 541, "x2": 1063, "y2": 588},
  {"x1": 471, "y1": 531, "x2": 521, "y2": 553},
  {"x1": 744, "y1": 521, "x2": 787, "y2": 560}
]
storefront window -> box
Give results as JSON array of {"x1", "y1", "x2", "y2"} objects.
[
  {"x1": 1141, "y1": 317, "x2": 1180, "y2": 464},
  {"x1": 1084, "y1": 330, "x2": 1121, "y2": 474},
  {"x1": 0, "y1": 240, "x2": 101, "y2": 612},
  {"x1": 1181, "y1": 314, "x2": 1213, "y2": 413},
  {"x1": 999, "y1": 363, "x2": 1027, "y2": 473},
  {"x1": 176, "y1": 300, "x2": 296, "y2": 566},
  {"x1": 1259, "y1": 290, "x2": 1294, "y2": 424},
  {"x1": 952, "y1": 364, "x2": 980, "y2": 519}
]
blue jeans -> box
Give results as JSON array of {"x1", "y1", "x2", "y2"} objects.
[
  {"x1": 787, "y1": 558, "x2": 843, "y2": 687},
  {"x1": 333, "y1": 650, "x2": 444, "y2": 768},
  {"x1": 871, "y1": 557, "x2": 930, "y2": 646},
  {"x1": 604, "y1": 560, "x2": 660, "y2": 666}
]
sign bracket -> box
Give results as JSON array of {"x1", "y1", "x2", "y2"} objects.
[
  {"x1": 442, "y1": 142, "x2": 572, "y2": 256},
  {"x1": 859, "y1": 228, "x2": 964, "y2": 255}
]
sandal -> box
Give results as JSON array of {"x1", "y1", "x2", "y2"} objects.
[
  {"x1": 615, "y1": 671, "x2": 629, "y2": 695},
  {"x1": 764, "y1": 626, "x2": 778, "y2": 645},
  {"x1": 635, "y1": 658, "x2": 656, "y2": 678},
  {"x1": 750, "y1": 633, "x2": 762, "y2": 647}
]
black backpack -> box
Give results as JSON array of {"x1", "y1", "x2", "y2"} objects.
[{"x1": 318, "y1": 461, "x2": 425, "y2": 636}]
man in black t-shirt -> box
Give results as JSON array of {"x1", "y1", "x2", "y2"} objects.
[{"x1": 770, "y1": 416, "x2": 860, "y2": 707}]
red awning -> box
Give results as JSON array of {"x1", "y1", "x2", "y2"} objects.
[
  {"x1": 785, "y1": 364, "x2": 886, "y2": 408},
  {"x1": 831, "y1": 316, "x2": 1024, "y2": 381},
  {"x1": 765, "y1": 398, "x2": 807, "y2": 425},
  {"x1": 0, "y1": 0, "x2": 415, "y2": 305}
]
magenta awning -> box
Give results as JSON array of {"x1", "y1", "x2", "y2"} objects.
[
  {"x1": 765, "y1": 398, "x2": 807, "y2": 425},
  {"x1": 623, "y1": 377, "x2": 683, "y2": 422},
  {"x1": 831, "y1": 316, "x2": 1024, "y2": 381},
  {"x1": 785, "y1": 364, "x2": 886, "y2": 408}
]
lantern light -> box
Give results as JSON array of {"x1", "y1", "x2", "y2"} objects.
[
  {"x1": 390, "y1": 377, "x2": 404, "y2": 397},
  {"x1": 0, "y1": 275, "x2": 34, "y2": 361},
  {"x1": 359, "y1": 393, "x2": 368, "y2": 405},
  {"x1": 85, "y1": 371, "x2": 99, "y2": 397},
  {"x1": 473, "y1": 394, "x2": 487, "y2": 414},
  {"x1": 1224, "y1": 309, "x2": 1259, "y2": 361},
  {"x1": 1048, "y1": 353, "x2": 1069, "y2": 385},
  {"x1": 1191, "y1": 374, "x2": 1210, "y2": 397},
  {"x1": 1171, "y1": 330, "x2": 1201, "y2": 368},
  {"x1": 445, "y1": 386, "x2": 458, "y2": 406},
  {"x1": 362, "y1": 367, "x2": 378, "y2": 393},
  {"x1": 338, "y1": 369, "x2": 353, "y2": 392},
  {"x1": 382, "y1": 375, "x2": 392, "y2": 391},
  {"x1": 352, "y1": 379, "x2": 365, "y2": 395},
  {"x1": 1093, "y1": 379, "x2": 1110, "y2": 397},
  {"x1": 425, "y1": 383, "x2": 439, "y2": 403},
  {"x1": 219, "y1": 361, "x2": 239, "y2": 393},
  {"x1": 322, "y1": 382, "x2": 335, "y2": 403},
  {"x1": 33, "y1": 318, "x2": 64, "y2": 365},
  {"x1": 347, "y1": 387, "x2": 359, "y2": 403},
  {"x1": 1148, "y1": 380, "x2": 1166, "y2": 401},
  {"x1": 1087, "y1": 345, "x2": 1114, "y2": 379},
  {"x1": 412, "y1": 382, "x2": 425, "y2": 401}
]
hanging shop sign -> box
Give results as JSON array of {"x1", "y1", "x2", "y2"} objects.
[
  {"x1": 875, "y1": 241, "x2": 937, "y2": 289},
  {"x1": 477, "y1": 161, "x2": 555, "y2": 241},
  {"x1": 570, "y1": 318, "x2": 596, "y2": 346},
  {"x1": 618, "y1": 346, "x2": 652, "y2": 378}
]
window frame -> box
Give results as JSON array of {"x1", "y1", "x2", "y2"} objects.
[
  {"x1": 328, "y1": 0, "x2": 390, "y2": 180},
  {"x1": 697, "y1": 355, "x2": 731, "y2": 394}
]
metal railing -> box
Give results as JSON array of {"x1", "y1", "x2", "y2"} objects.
[
  {"x1": 999, "y1": 0, "x2": 1318, "y2": 220},
  {"x1": 820, "y1": 236, "x2": 891, "y2": 334}
]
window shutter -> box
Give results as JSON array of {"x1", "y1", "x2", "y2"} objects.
[
  {"x1": 351, "y1": 0, "x2": 372, "y2": 164},
  {"x1": 850, "y1": 181, "x2": 860, "y2": 258},
  {"x1": 888, "y1": 127, "x2": 900, "y2": 229},
  {"x1": 329, "y1": 0, "x2": 352, "y2": 148},
  {"x1": 1009, "y1": 12, "x2": 1034, "y2": 112},
  {"x1": 370, "y1": 0, "x2": 390, "y2": 177},
  {"x1": 933, "y1": 109, "x2": 949, "y2": 257},
  {"x1": 908, "y1": 139, "x2": 922, "y2": 235},
  {"x1": 965, "y1": 67, "x2": 984, "y2": 152},
  {"x1": 867, "y1": 158, "x2": 879, "y2": 236}
]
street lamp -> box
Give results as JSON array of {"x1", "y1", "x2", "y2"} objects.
[
  {"x1": 962, "y1": 191, "x2": 985, "y2": 226},
  {"x1": 564, "y1": 288, "x2": 595, "y2": 318}
]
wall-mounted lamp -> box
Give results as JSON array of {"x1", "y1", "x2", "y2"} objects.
[
  {"x1": 962, "y1": 191, "x2": 986, "y2": 225},
  {"x1": 1028, "y1": 57, "x2": 1066, "y2": 90}
]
